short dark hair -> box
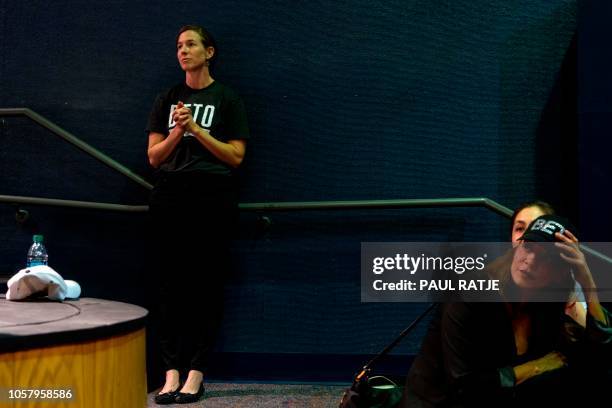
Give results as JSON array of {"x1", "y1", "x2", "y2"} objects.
[
  {"x1": 510, "y1": 200, "x2": 555, "y2": 236},
  {"x1": 176, "y1": 25, "x2": 217, "y2": 66}
]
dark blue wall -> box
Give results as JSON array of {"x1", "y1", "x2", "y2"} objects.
[
  {"x1": 578, "y1": 0, "x2": 612, "y2": 241},
  {"x1": 1, "y1": 0, "x2": 579, "y2": 379}
]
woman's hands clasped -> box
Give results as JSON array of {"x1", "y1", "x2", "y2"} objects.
[{"x1": 173, "y1": 101, "x2": 200, "y2": 134}]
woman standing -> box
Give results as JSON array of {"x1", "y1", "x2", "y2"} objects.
[{"x1": 146, "y1": 25, "x2": 249, "y2": 404}]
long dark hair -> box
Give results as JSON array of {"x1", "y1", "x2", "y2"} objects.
[
  {"x1": 486, "y1": 246, "x2": 571, "y2": 348},
  {"x1": 510, "y1": 200, "x2": 555, "y2": 237}
]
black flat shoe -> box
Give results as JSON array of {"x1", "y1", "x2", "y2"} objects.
[
  {"x1": 175, "y1": 382, "x2": 204, "y2": 404},
  {"x1": 154, "y1": 383, "x2": 181, "y2": 405}
]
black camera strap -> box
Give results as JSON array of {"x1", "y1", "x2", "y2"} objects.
[{"x1": 357, "y1": 303, "x2": 436, "y2": 379}]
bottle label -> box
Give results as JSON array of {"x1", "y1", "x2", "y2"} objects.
[{"x1": 27, "y1": 261, "x2": 46, "y2": 267}]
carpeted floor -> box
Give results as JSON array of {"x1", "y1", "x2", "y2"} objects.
[{"x1": 148, "y1": 382, "x2": 348, "y2": 407}]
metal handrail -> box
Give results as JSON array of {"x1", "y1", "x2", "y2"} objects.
[
  {"x1": 0, "y1": 109, "x2": 512, "y2": 215},
  {"x1": 0, "y1": 195, "x2": 148, "y2": 212},
  {"x1": 0, "y1": 108, "x2": 153, "y2": 190},
  {"x1": 3, "y1": 193, "x2": 611, "y2": 264},
  {"x1": 239, "y1": 197, "x2": 513, "y2": 217},
  {"x1": 1, "y1": 108, "x2": 610, "y2": 265},
  {"x1": 0, "y1": 195, "x2": 512, "y2": 215}
]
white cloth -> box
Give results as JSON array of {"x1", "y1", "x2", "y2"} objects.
[{"x1": 6, "y1": 265, "x2": 81, "y2": 301}]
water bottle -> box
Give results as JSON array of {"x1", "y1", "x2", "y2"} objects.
[{"x1": 26, "y1": 234, "x2": 48, "y2": 267}]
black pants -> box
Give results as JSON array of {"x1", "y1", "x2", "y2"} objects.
[{"x1": 149, "y1": 171, "x2": 237, "y2": 374}]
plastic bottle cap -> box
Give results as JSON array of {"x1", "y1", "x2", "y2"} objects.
[{"x1": 33, "y1": 235, "x2": 44, "y2": 243}]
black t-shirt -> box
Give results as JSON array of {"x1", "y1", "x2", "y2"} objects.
[{"x1": 146, "y1": 81, "x2": 249, "y2": 175}]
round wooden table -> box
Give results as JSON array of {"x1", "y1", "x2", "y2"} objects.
[{"x1": 0, "y1": 297, "x2": 148, "y2": 408}]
